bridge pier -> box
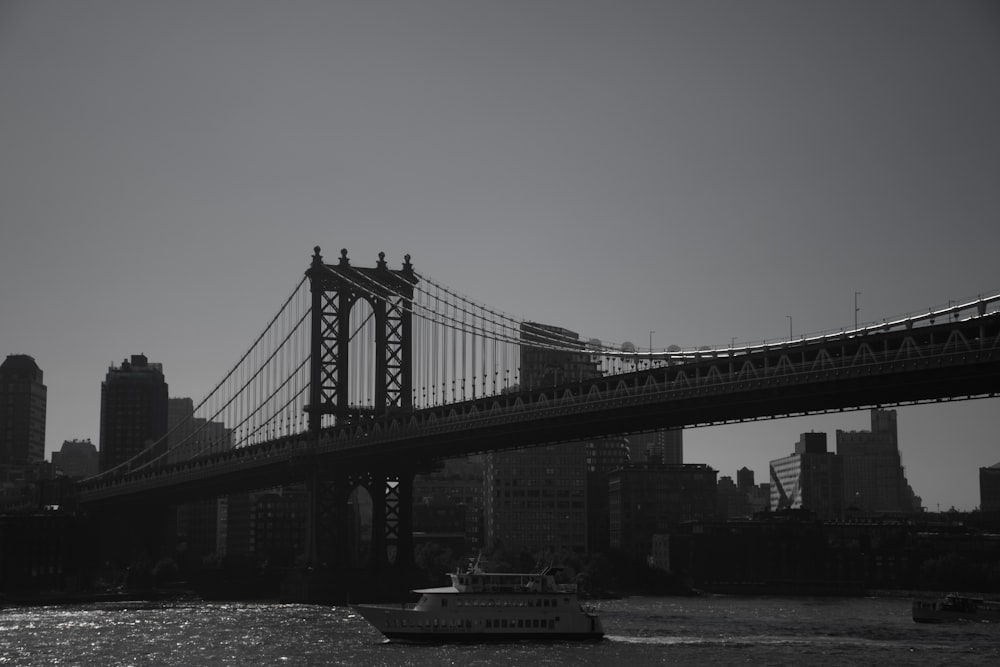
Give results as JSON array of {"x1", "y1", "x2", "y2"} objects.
[{"x1": 288, "y1": 464, "x2": 418, "y2": 603}]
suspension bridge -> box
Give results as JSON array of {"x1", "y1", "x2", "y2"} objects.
[{"x1": 77, "y1": 247, "x2": 1000, "y2": 586}]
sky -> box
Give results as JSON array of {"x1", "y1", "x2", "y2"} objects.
[{"x1": 1, "y1": 0, "x2": 999, "y2": 511}]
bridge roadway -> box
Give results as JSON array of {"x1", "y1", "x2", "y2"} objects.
[{"x1": 80, "y1": 310, "x2": 1000, "y2": 507}]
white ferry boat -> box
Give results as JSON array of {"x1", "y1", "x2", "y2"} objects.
[
  {"x1": 912, "y1": 593, "x2": 1000, "y2": 623},
  {"x1": 352, "y1": 561, "x2": 604, "y2": 642}
]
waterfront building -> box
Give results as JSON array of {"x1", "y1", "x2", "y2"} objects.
[
  {"x1": 252, "y1": 487, "x2": 308, "y2": 567},
  {"x1": 484, "y1": 322, "x2": 603, "y2": 555},
  {"x1": 224, "y1": 486, "x2": 308, "y2": 567},
  {"x1": 485, "y1": 442, "x2": 590, "y2": 554},
  {"x1": 0, "y1": 354, "x2": 46, "y2": 466},
  {"x1": 414, "y1": 456, "x2": 485, "y2": 552},
  {"x1": 671, "y1": 513, "x2": 1000, "y2": 593},
  {"x1": 0, "y1": 513, "x2": 81, "y2": 594},
  {"x1": 982, "y1": 462, "x2": 1000, "y2": 512},
  {"x1": 586, "y1": 436, "x2": 631, "y2": 554},
  {"x1": 99, "y1": 354, "x2": 168, "y2": 471},
  {"x1": 51, "y1": 439, "x2": 99, "y2": 479},
  {"x1": 746, "y1": 483, "x2": 772, "y2": 515},
  {"x1": 608, "y1": 462, "x2": 718, "y2": 562},
  {"x1": 717, "y1": 475, "x2": 749, "y2": 519},
  {"x1": 769, "y1": 432, "x2": 843, "y2": 520},
  {"x1": 413, "y1": 502, "x2": 473, "y2": 559},
  {"x1": 166, "y1": 397, "x2": 233, "y2": 462},
  {"x1": 628, "y1": 428, "x2": 683, "y2": 464},
  {"x1": 836, "y1": 409, "x2": 920, "y2": 514},
  {"x1": 168, "y1": 397, "x2": 234, "y2": 561}
]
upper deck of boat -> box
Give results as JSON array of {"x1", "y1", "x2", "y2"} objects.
[{"x1": 414, "y1": 567, "x2": 577, "y2": 596}]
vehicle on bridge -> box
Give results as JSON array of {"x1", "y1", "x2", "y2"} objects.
[{"x1": 352, "y1": 559, "x2": 604, "y2": 642}]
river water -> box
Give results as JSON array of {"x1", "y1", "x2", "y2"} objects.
[{"x1": 2, "y1": 595, "x2": 998, "y2": 666}]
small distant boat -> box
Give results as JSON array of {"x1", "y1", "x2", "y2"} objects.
[
  {"x1": 352, "y1": 559, "x2": 604, "y2": 642},
  {"x1": 912, "y1": 594, "x2": 1000, "y2": 623}
]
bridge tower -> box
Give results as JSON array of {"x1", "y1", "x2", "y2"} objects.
[
  {"x1": 305, "y1": 246, "x2": 416, "y2": 429},
  {"x1": 298, "y1": 247, "x2": 419, "y2": 598}
]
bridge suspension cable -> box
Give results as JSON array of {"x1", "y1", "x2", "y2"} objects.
[
  {"x1": 87, "y1": 276, "x2": 312, "y2": 480},
  {"x1": 84, "y1": 247, "x2": 1000, "y2": 485},
  {"x1": 315, "y1": 262, "x2": 660, "y2": 409}
]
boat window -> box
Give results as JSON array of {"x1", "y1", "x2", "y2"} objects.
[{"x1": 441, "y1": 599, "x2": 448, "y2": 608}]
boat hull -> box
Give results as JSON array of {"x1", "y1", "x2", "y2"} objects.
[
  {"x1": 352, "y1": 564, "x2": 605, "y2": 642},
  {"x1": 912, "y1": 597, "x2": 1000, "y2": 623},
  {"x1": 353, "y1": 604, "x2": 604, "y2": 642},
  {"x1": 380, "y1": 631, "x2": 604, "y2": 642}
]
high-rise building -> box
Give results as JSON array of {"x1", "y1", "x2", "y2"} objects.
[
  {"x1": 608, "y1": 462, "x2": 717, "y2": 562},
  {"x1": 485, "y1": 442, "x2": 590, "y2": 554},
  {"x1": 222, "y1": 485, "x2": 309, "y2": 566},
  {"x1": 628, "y1": 428, "x2": 683, "y2": 464},
  {"x1": 586, "y1": 437, "x2": 631, "y2": 553},
  {"x1": 167, "y1": 397, "x2": 233, "y2": 561},
  {"x1": 484, "y1": 322, "x2": 603, "y2": 554},
  {"x1": 981, "y1": 463, "x2": 1000, "y2": 512},
  {"x1": 51, "y1": 439, "x2": 99, "y2": 479},
  {"x1": 0, "y1": 355, "x2": 47, "y2": 466},
  {"x1": 717, "y1": 475, "x2": 748, "y2": 519},
  {"x1": 769, "y1": 432, "x2": 843, "y2": 520},
  {"x1": 166, "y1": 397, "x2": 232, "y2": 463},
  {"x1": 414, "y1": 455, "x2": 486, "y2": 552},
  {"x1": 99, "y1": 354, "x2": 168, "y2": 471},
  {"x1": 836, "y1": 409, "x2": 921, "y2": 514}
]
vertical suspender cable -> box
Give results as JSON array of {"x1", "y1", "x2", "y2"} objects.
[
  {"x1": 432, "y1": 285, "x2": 438, "y2": 405},
  {"x1": 461, "y1": 302, "x2": 467, "y2": 400},
  {"x1": 451, "y1": 295, "x2": 457, "y2": 403},
  {"x1": 480, "y1": 303, "x2": 486, "y2": 397},
  {"x1": 470, "y1": 306, "x2": 476, "y2": 400}
]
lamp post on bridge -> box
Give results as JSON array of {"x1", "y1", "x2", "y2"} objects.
[
  {"x1": 855, "y1": 291, "x2": 861, "y2": 330},
  {"x1": 649, "y1": 330, "x2": 654, "y2": 369},
  {"x1": 786, "y1": 316, "x2": 792, "y2": 341}
]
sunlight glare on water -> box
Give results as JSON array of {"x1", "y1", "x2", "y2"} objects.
[{"x1": 1, "y1": 596, "x2": 998, "y2": 666}]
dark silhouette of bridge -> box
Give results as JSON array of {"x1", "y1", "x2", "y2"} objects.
[{"x1": 78, "y1": 247, "x2": 1000, "y2": 595}]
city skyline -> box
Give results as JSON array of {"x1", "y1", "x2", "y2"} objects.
[{"x1": 2, "y1": 1, "x2": 998, "y2": 511}]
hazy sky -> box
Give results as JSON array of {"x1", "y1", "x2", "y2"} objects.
[{"x1": 2, "y1": 1, "x2": 998, "y2": 510}]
